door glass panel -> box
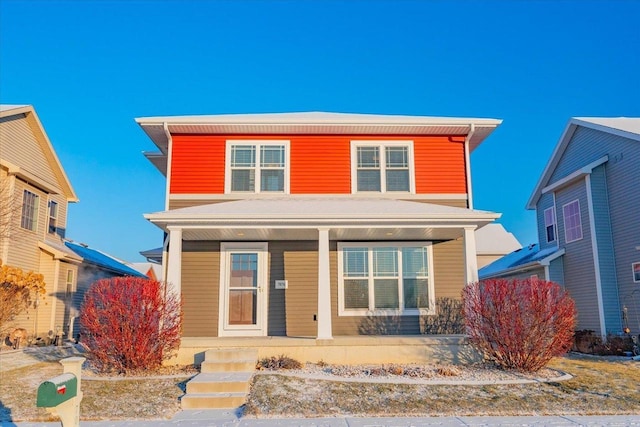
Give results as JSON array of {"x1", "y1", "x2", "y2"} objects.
[{"x1": 228, "y1": 253, "x2": 258, "y2": 325}]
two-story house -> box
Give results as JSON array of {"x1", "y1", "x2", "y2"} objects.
[
  {"x1": 480, "y1": 117, "x2": 640, "y2": 339},
  {"x1": 1, "y1": 104, "x2": 145, "y2": 343},
  {"x1": 0, "y1": 104, "x2": 81, "y2": 340},
  {"x1": 139, "y1": 112, "x2": 502, "y2": 364}
]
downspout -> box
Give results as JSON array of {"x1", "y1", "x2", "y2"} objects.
[
  {"x1": 464, "y1": 124, "x2": 476, "y2": 209},
  {"x1": 162, "y1": 122, "x2": 173, "y2": 211}
]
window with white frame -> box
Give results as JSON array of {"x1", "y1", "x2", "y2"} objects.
[
  {"x1": 563, "y1": 200, "x2": 583, "y2": 243},
  {"x1": 20, "y1": 190, "x2": 39, "y2": 231},
  {"x1": 338, "y1": 242, "x2": 434, "y2": 316},
  {"x1": 544, "y1": 207, "x2": 556, "y2": 243},
  {"x1": 48, "y1": 200, "x2": 58, "y2": 234},
  {"x1": 351, "y1": 141, "x2": 414, "y2": 193},
  {"x1": 226, "y1": 141, "x2": 289, "y2": 193},
  {"x1": 633, "y1": 262, "x2": 640, "y2": 283},
  {"x1": 66, "y1": 270, "x2": 74, "y2": 297}
]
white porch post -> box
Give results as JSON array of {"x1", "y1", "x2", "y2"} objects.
[
  {"x1": 463, "y1": 226, "x2": 479, "y2": 284},
  {"x1": 166, "y1": 227, "x2": 183, "y2": 299},
  {"x1": 317, "y1": 228, "x2": 333, "y2": 340}
]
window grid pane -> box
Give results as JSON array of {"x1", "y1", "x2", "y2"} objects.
[
  {"x1": 385, "y1": 147, "x2": 408, "y2": 168},
  {"x1": 374, "y1": 279, "x2": 399, "y2": 309},
  {"x1": 231, "y1": 169, "x2": 255, "y2": 192},
  {"x1": 344, "y1": 279, "x2": 369, "y2": 309},
  {"x1": 20, "y1": 190, "x2": 38, "y2": 231},
  {"x1": 373, "y1": 247, "x2": 398, "y2": 276},
  {"x1": 563, "y1": 200, "x2": 583, "y2": 242},
  {"x1": 260, "y1": 146, "x2": 285, "y2": 168},
  {"x1": 231, "y1": 146, "x2": 255, "y2": 167},
  {"x1": 343, "y1": 248, "x2": 368, "y2": 277},
  {"x1": 357, "y1": 147, "x2": 379, "y2": 168}
]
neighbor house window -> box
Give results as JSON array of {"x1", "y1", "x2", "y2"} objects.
[
  {"x1": 48, "y1": 200, "x2": 58, "y2": 234},
  {"x1": 66, "y1": 270, "x2": 74, "y2": 297},
  {"x1": 544, "y1": 207, "x2": 556, "y2": 243},
  {"x1": 338, "y1": 242, "x2": 434, "y2": 316},
  {"x1": 226, "y1": 141, "x2": 289, "y2": 193},
  {"x1": 351, "y1": 141, "x2": 414, "y2": 193},
  {"x1": 20, "y1": 190, "x2": 39, "y2": 231},
  {"x1": 633, "y1": 262, "x2": 640, "y2": 283},
  {"x1": 563, "y1": 200, "x2": 583, "y2": 243}
]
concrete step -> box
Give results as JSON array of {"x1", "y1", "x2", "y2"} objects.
[
  {"x1": 186, "y1": 372, "x2": 253, "y2": 394},
  {"x1": 181, "y1": 392, "x2": 247, "y2": 409},
  {"x1": 204, "y1": 347, "x2": 258, "y2": 362},
  {"x1": 201, "y1": 359, "x2": 256, "y2": 373}
]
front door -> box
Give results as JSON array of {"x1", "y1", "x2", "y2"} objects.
[{"x1": 219, "y1": 242, "x2": 268, "y2": 336}]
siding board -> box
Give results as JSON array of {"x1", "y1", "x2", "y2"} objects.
[{"x1": 181, "y1": 241, "x2": 220, "y2": 337}]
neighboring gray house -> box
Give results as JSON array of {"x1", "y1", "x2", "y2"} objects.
[{"x1": 480, "y1": 117, "x2": 640, "y2": 338}]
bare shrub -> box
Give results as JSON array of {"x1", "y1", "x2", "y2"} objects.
[
  {"x1": 463, "y1": 278, "x2": 576, "y2": 373},
  {"x1": 256, "y1": 354, "x2": 302, "y2": 370},
  {"x1": 80, "y1": 277, "x2": 182, "y2": 374},
  {"x1": 0, "y1": 262, "x2": 46, "y2": 335}
]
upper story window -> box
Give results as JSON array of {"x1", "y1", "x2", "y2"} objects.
[
  {"x1": 20, "y1": 190, "x2": 39, "y2": 231},
  {"x1": 544, "y1": 207, "x2": 556, "y2": 243},
  {"x1": 226, "y1": 141, "x2": 289, "y2": 193},
  {"x1": 351, "y1": 141, "x2": 414, "y2": 193},
  {"x1": 48, "y1": 200, "x2": 58, "y2": 234},
  {"x1": 563, "y1": 199, "x2": 583, "y2": 243},
  {"x1": 337, "y1": 242, "x2": 434, "y2": 316}
]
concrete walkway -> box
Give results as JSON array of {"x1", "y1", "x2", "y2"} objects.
[{"x1": 3, "y1": 411, "x2": 640, "y2": 427}]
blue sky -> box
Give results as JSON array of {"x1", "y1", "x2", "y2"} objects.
[{"x1": 1, "y1": 0, "x2": 638, "y2": 262}]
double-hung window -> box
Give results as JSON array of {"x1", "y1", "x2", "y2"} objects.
[
  {"x1": 351, "y1": 141, "x2": 414, "y2": 193},
  {"x1": 226, "y1": 141, "x2": 289, "y2": 193},
  {"x1": 544, "y1": 207, "x2": 556, "y2": 243},
  {"x1": 338, "y1": 242, "x2": 434, "y2": 316},
  {"x1": 20, "y1": 190, "x2": 39, "y2": 231},
  {"x1": 563, "y1": 200, "x2": 583, "y2": 243},
  {"x1": 48, "y1": 200, "x2": 58, "y2": 234}
]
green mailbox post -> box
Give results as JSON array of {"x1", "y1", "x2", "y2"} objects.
[{"x1": 36, "y1": 357, "x2": 85, "y2": 427}]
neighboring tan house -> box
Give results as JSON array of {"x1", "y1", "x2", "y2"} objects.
[
  {"x1": 138, "y1": 111, "x2": 503, "y2": 363},
  {"x1": 0, "y1": 104, "x2": 81, "y2": 340},
  {"x1": 64, "y1": 240, "x2": 146, "y2": 341},
  {"x1": 480, "y1": 117, "x2": 640, "y2": 338},
  {"x1": 0, "y1": 104, "x2": 144, "y2": 343}
]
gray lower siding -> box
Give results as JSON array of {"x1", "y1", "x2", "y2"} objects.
[{"x1": 548, "y1": 257, "x2": 564, "y2": 285}]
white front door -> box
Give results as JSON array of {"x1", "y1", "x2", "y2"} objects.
[{"x1": 219, "y1": 242, "x2": 268, "y2": 336}]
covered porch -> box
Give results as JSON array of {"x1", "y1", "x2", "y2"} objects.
[{"x1": 145, "y1": 197, "x2": 500, "y2": 345}]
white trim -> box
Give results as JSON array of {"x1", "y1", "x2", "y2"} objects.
[
  {"x1": 317, "y1": 228, "x2": 332, "y2": 339},
  {"x1": 464, "y1": 124, "x2": 475, "y2": 209},
  {"x1": 585, "y1": 175, "x2": 607, "y2": 338},
  {"x1": 49, "y1": 260, "x2": 60, "y2": 333},
  {"x1": 218, "y1": 242, "x2": 269, "y2": 337},
  {"x1": 168, "y1": 193, "x2": 469, "y2": 201},
  {"x1": 166, "y1": 227, "x2": 182, "y2": 298},
  {"x1": 163, "y1": 122, "x2": 173, "y2": 211},
  {"x1": 464, "y1": 227, "x2": 479, "y2": 283},
  {"x1": 350, "y1": 140, "x2": 415, "y2": 194},
  {"x1": 562, "y1": 199, "x2": 583, "y2": 243},
  {"x1": 542, "y1": 155, "x2": 608, "y2": 195},
  {"x1": 224, "y1": 140, "x2": 290, "y2": 194},
  {"x1": 336, "y1": 241, "x2": 435, "y2": 317}
]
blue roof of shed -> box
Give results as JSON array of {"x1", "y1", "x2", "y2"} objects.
[
  {"x1": 64, "y1": 241, "x2": 146, "y2": 277},
  {"x1": 479, "y1": 244, "x2": 561, "y2": 279}
]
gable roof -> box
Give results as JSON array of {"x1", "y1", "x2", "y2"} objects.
[
  {"x1": 475, "y1": 223, "x2": 522, "y2": 255},
  {"x1": 0, "y1": 105, "x2": 78, "y2": 202},
  {"x1": 136, "y1": 111, "x2": 502, "y2": 155},
  {"x1": 527, "y1": 117, "x2": 640, "y2": 210},
  {"x1": 478, "y1": 243, "x2": 564, "y2": 279},
  {"x1": 64, "y1": 240, "x2": 146, "y2": 277}
]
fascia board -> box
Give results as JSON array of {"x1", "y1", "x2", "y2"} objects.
[{"x1": 541, "y1": 155, "x2": 608, "y2": 195}]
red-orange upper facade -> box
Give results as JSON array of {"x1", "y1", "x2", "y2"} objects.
[{"x1": 170, "y1": 134, "x2": 468, "y2": 195}]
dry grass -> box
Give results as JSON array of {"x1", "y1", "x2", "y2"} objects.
[
  {"x1": 0, "y1": 362, "x2": 191, "y2": 422},
  {"x1": 1, "y1": 353, "x2": 638, "y2": 421},
  {"x1": 244, "y1": 354, "x2": 640, "y2": 417}
]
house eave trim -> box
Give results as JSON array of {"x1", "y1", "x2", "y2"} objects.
[{"x1": 540, "y1": 155, "x2": 608, "y2": 195}]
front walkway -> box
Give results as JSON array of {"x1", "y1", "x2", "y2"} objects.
[{"x1": 4, "y1": 411, "x2": 640, "y2": 427}]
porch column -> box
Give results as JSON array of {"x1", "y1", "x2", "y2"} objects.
[
  {"x1": 166, "y1": 226, "x2": 183, "y2": 298},
  {"x1": 317, "y1": 227, "x2": 333, "y2": 340},
  {"x1": 463, "y1": 226, "x2": 479, "y2": 284}
]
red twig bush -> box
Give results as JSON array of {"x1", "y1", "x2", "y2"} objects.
[
  {"x1": 80, "y1": 277, "x2": 182, "y2": 373},
  {"x1": 462, "y1": 278, "x2": 576, "y2": 372}
]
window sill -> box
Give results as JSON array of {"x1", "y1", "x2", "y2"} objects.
[{"x1": 339, "y1": 308, "x2": 435, "y2": 317}]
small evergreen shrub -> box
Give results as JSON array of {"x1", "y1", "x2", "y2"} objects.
[
  {"x1": 80, "y1": 277, "x2": 182, "y2": 374},
  {"x1": 463, "y1": 278, "x2": 576, "y2": 372},
  {"x1": 256, "y1": 354, "x2": 302, "y2": 370}
]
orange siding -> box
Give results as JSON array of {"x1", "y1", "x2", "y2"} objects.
[
  {"x1": 169, "y1": 134, "x2": 467, "y2": 195},
  {"x1": 290, "y1": 136, "x2": 351, "y2": 194},
  {"x1": 170, "y1": 135, "x2": 226, "y2": 194}
]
